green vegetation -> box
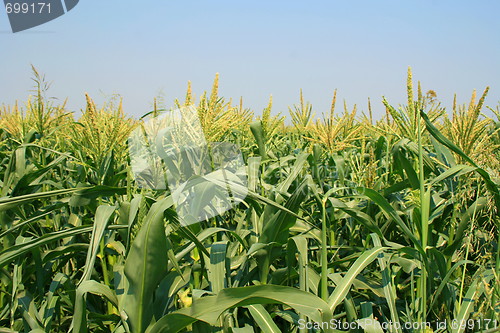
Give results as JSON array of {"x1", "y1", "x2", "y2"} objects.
[{"x1": 0, "y1": 67, "x2": 498, "y2": 332}]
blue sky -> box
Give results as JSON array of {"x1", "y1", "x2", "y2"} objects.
[{"x1": 1, "y1": 0, "x2": 499, "y2": 119}]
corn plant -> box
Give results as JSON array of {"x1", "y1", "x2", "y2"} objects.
[{"x1": 0, "y1": 68, "x2": 498, "y2": 333}]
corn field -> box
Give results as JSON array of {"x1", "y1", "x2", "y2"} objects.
[{"x1": 0, "y1": 68, "x2": 499, "y2": 332}]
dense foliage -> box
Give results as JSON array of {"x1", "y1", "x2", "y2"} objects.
[{"x1": 0, "y1": 68, "x2": 498, "y2": 332}]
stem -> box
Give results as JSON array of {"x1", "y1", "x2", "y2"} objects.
[
  {"x1": 417, "y1": 110, "x2": 428, "y2": 330},
  {"x1": 492, "y1": 229, "x2": 500, "y2": 319},
  {"x1": 320, "y1": 200, "x2": 328, "y2": 301},
  {"x1": 99, "y1": 238, "x2": 114, "y2": 315},
  {"x1": 458, "y1": 186, "x2": 481, "y2": 313},
  {"x1": 298, "y1": 240, "x2": 308, "y2": 333}
]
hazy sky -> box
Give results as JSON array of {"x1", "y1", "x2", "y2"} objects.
[{"x1": 1, "y1": 1, "x2": 499, "y2": 120}]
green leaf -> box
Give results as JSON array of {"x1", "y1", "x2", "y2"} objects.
[
  {"x1": 207, "y1": 241, "x2": 228, "y2": 293},
  {"x1": 327, "y1": 246, "x2": 386, "y2": 312},
  {"x1": 145, "y1": 313, "x2": 198, "y2": 333},
  {"x1": 121, "y1": 197, "x2": 173, "y2": 333},
  {"x1": 11, "y1": 155, "x2": 67, "y2": 196},
  {"x1": 444, "y1": 197, "x2": 488, "y2": 256},
  {"x1": 356, "y1": 187, "x2": 424, "y2": 255},
  {"x1": 394, "y1": 147, "x2": 419, "y2": 190},
  {"x1": 260, "y1": 176, "x2": 310, "y2": 245},
  {"x1": 428, "y1": 164, "x2": 476, "y2": 187},
  {"x1": 0, "y1": 225, "x2": 126, "y2": 267},
  {"x1": 452, "y1": 270, "x2": 494, "y2": 333},
  {"x1": 250, "y1": 121, "x2": 267, "y2": 159},
  {"x1": 149, "y1": 285, "x2": 335, "y2": 333},
  {"x1": 79, "y1": 205, "x2": 116, "y2": 283},
  {"x1": 276, "y1": 152, "x2": 308, "y2": 193},
  {"x1": 371, "y1": 234, "x2": 401, "y2": 333},
  {"x1": 329, "y1": 197, "x2": 384, "y2": 240},
  {"x1": 421, "y1": 110, "x2": 500, "y2": 213},
  {"x1": 0, "y1": 188, "x2": 80, "y2": 212},
  {"x1": 69, "y1": 185, "x2": 127, "y2": 207},
  {"x1": 0, "y1": 206, "x2": 60, "y2": 238},
  {"x1": 247, "y1": 156, "x2": 261, "y2": 192},
  {"x1": 154, "y1": 268, "x2": 192, "y2": 318},
  {"x1": 246, "y1": 304, "x2": 280, "y2": 333},
  {"x1": 427, "y1": 259, "x2": 475, "y2": 313},
  {"x1": 71, "y1": 280, "x2": 119, "y2": 333}
]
